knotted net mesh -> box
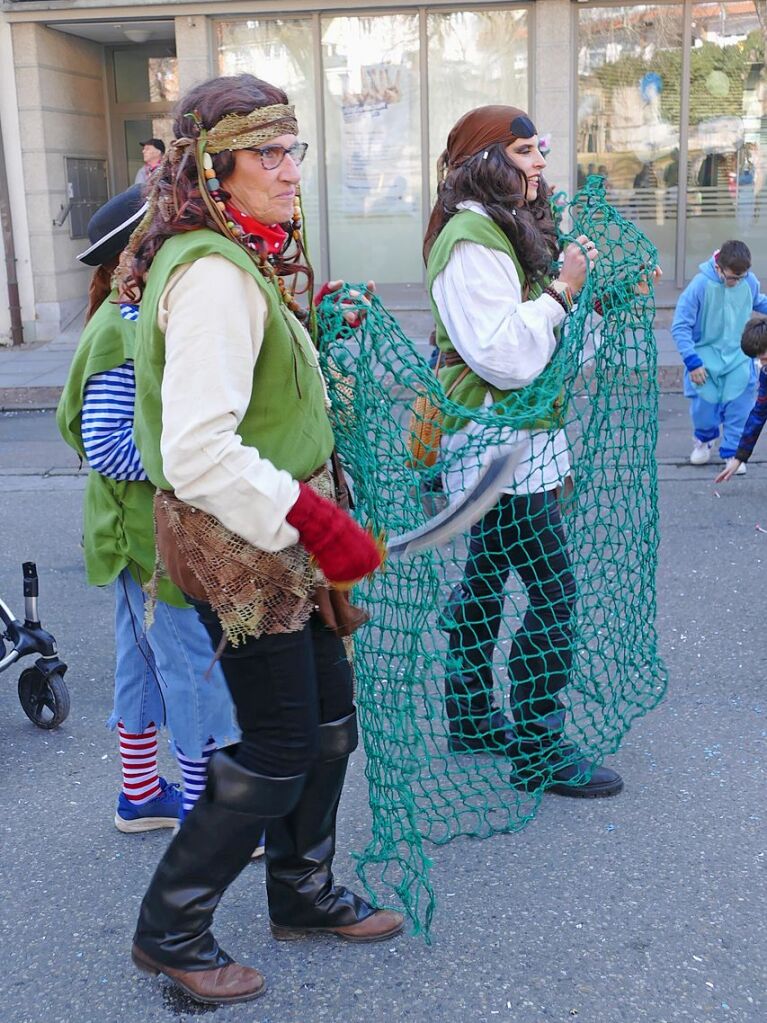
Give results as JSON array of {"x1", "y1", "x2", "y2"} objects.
[{"x1": 317, "y1": 177, "x2": 667, "y2": 940}]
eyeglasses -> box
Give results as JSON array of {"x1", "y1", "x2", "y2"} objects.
[
  {"x1": 246, "y1": 142, "x2": 308, "y2": 171},
  {"x1": 718, "y1": 268, "x2": 747, "y2": 283}
]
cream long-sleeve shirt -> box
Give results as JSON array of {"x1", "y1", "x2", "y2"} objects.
[
  {"x1": 431, "y1": 201, "x2": 570, "y2": 496},
  {"x1": 157, "y1": 253, "x2": 302, "y2": 552}
]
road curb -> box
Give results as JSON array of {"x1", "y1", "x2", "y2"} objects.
[
  {"x1": 0, "y1": 386, "x2": 63, "y2": 412},
  {"x1": 0, "y1": 372, "x2": 684, "y2": 414}
]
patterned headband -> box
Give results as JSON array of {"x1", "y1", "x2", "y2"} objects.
[{"x1": 205, "y1": 104, "x2": 299, "y2": 154}]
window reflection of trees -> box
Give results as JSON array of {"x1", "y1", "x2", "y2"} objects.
[
  {"x1": 148, "y1": 58, "x2": 178, "y2": 103},
  {"x1": 578, "y1": 4, "x2": 767, "y2": 228}
]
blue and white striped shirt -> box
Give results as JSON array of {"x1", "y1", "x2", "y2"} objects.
[{"x1": 80, "y1": 303, "x2": 146, "y2": 481}]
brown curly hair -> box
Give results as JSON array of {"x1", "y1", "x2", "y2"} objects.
[
  {"x1": 423, "y1": 142, "x2": 559, "y2": 285},
  {"x1": 121, "y1": 74, "x2": 312, "y2": 306}
]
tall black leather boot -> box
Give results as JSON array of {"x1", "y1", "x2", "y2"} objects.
[
  {"x1": 132, "y1": 749, "x2": 305, "y2": 1004},
  {"x1": 508, "y1": 711, "x2": 623, "y2": 799},
  {"x1": 266, "y1": 711, "x2": 404, "y2": 942}
]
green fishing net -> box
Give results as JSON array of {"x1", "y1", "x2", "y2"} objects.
[{"x1": 317, "y1": 177, "x2": 668, "y2": 941}]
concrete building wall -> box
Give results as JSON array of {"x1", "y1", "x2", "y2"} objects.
[
  {"x1": 533, "y1": 0, "x2": 576, "y2": 197},
  {"x1": 0, "y1": 213, "x2": 9, "y2": 346},
  {"x1": 0, "y1": 205, "x2": 6, "y2": 343},
  {"x1": 0, "y1": 12, "x2": 35, "y2": 346},
  {"x1": 175, "y1": 14, "x2": 212, "y2": 97},
  {"x1": 12, "y1": 23, "x2": 108, "y2": 341}
]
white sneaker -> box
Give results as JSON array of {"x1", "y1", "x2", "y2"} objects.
[
  {"x1": 690, "y1": 440, "x2": 713, "y2": 465},
  {"x1": 735, "y1": 461, "x2": 747, "y2": 475}
]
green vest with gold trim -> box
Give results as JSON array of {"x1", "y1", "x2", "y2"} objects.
[
  {"x1": 426, "y1": 210, "x2": 563, "y2": 434},
  {"x1": 133, "y1": 230, "x2": 334, "y2": 489}
]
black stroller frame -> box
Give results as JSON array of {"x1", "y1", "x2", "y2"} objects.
[{"x1": 1, "y1": 562, "x2": 70, "y2": 729}]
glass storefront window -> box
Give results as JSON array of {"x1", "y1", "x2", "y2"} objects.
[
  {"x1": 322, "y1": 14, "x2": 422, "y2": 283},
  {"x1": 215, "y1": 9, "x2": 531, "y2": 287},
  {"x1": 148, "y1": 58, "x2": 179, "y2": 103},
  {"x1": 684, "y1": 3, "x2": 767, "y2": 278},
  {"x1": 217, "y1": 19, "x2": 320, "y2": 261},
  {"x1": 427, "y1": 10, "x2": 528, "y2": 195},
  {"x1": 114, "y1": 50, "x2": 178, "y2": 104},
  {"x1": 577, "y1": 5, "x2": 683, "y2": 276}
]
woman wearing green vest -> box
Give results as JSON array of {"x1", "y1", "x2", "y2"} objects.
[
  {"x1": 424, "y1": 105, "x2": 623, "y2": 799},
  {"x1": 119, "y1": 74, "x2": 403, "y2": 1005}
]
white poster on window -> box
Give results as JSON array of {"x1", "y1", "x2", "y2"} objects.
[{"x1": 340, "y1": 63, "x2": 417, "y2": 216}]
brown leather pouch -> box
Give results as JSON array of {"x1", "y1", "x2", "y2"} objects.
[
  {"x1": 313, "y1": 451, "x2": 370, "y2": 637},
  {"x1": 314, "y1": 586, "x2": 370, "y2": 638},
  {"x1": 153, "y1": 490, "x2": 208, "y2": 602}
]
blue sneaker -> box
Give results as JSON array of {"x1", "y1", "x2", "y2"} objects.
[{"x1": 114, "y1": 777, "x2": 182, "y2": 833}]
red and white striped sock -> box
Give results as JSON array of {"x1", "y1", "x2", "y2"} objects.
[{"x1": 118, "y1": 721, "x2": 161, "y2": 804}]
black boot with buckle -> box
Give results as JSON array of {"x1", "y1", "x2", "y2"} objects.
[
  {"x1": 132, "y1": 749, "x2": 305, "y2": 1004},
  {"x1": 266, "y1": 710, "x2": 405, "y2": 942}
]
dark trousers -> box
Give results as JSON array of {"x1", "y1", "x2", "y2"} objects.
[
  {"x1": 191, "y1": 604, "x2": 355, "y2": 777},
  {"x1": 447, "y1": 489, "x2": 576, "y2": 736}
]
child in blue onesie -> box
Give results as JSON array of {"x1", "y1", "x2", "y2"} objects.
[
  {"x1": 715, "y1": 315, "x2": 767, "y2": 482},
  {"x1": 672, "y1": 240, "x2": 767, "y2": 470}
]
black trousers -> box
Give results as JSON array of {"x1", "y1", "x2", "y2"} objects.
[
  {"x1": 191, "y1": 603, "x2": 354, "y2": 777},
  {"x1": 447, "y1": 489, "x2": 577, "y2": 735}
]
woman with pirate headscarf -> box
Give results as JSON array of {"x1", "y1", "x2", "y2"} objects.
[
  {"x1": 425, "y1": 106, "x2": 624, "y2": 799},
  {"x1": 119, "y1": 74, "x2": 403, "y2": 1007}
]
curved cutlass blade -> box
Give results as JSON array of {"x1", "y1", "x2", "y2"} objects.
[{"x1": 387, "y1": 443, "x2": 527, "y2": 558}]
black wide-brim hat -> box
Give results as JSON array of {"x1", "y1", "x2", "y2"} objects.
[{"x1": 77, "y1": 185, "x2": 147, "y2": 266}]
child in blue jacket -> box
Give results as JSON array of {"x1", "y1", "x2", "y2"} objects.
[
  {"x1": 672, "y1": 240, "x2": 767, "y2": 470},
  {"x1": 715, "y1": 315, "x2": 767, "y2": 482}
]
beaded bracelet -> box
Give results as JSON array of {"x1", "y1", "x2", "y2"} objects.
[{"x1": 544, "y1": 284, "x2": 575, "y2": 314}]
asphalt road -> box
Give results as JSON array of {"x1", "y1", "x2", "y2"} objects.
[{"x1": 0, "y1": 400, "x2": 764, "y2": 1023}]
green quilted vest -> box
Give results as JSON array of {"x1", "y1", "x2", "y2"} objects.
[
  {"x1": 426, "y1": 210, "x2": 563, "y2": 433},
  {"x1": 133, "y1": 230, "x2": 334, "y2": 489},
  {"x1": 56, "y1": 294, "x2": 186, "y2": 606}
]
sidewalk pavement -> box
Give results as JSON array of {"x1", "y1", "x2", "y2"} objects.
[
  {"x1": 0, "y1": 301, "x2": 681, "y2": 412},
  {"x1": 0, "y1": 304, "x2": 87, "y2": 411}
]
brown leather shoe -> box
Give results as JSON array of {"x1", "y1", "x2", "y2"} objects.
[
  {"x1": 270, "y1": 908, "x2": 405, "y2": 943},
  {"x1": 131, "y1": 944, "x2": 266, "y2": 1005}
]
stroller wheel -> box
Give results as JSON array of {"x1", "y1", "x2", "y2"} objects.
[{"x1": 18, "y1": 667, "x2": 70, "y2": 730}]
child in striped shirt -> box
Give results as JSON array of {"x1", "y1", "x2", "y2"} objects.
[{"x1": 58, "y1": 188, "x2": 247, "y2": 842}]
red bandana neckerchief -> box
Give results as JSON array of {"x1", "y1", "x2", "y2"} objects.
[{"x1": 225, "y1": 205, "x2": 288, "y2": 254}]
